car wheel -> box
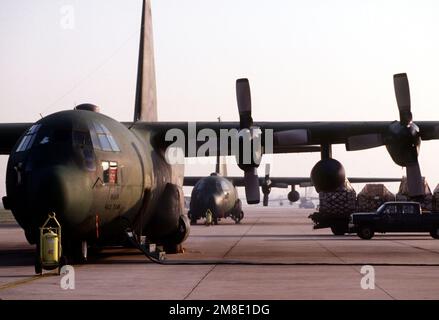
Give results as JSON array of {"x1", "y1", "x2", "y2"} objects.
[
  {"x1": 430, "y1": 227, "x2": 439, "y2": 239},
  {"x1": 357, "y1": 226, "x2": 374, "y2": 240}
]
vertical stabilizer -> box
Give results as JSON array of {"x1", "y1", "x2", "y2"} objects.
[
  {"x1": 215, "y1": 155, "x2": 228, "y2": 176},
  {"x1": 215, "y1": 117, "x2": 228, "y2": 176},
  {"x1": 134, "y1": 0, "x2": 158, "y2": 122}
]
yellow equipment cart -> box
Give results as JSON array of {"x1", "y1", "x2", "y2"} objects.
[{"x1": 35, "y1": 212, "x2": 66, "y2": 275}]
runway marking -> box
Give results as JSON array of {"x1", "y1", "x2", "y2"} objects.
[
  {"x1": 317, "y1": 240, "x2": 396, "y2": 300},
  {"x1": 391, "y1": 240, "x2": 439, "y2": 256},
  {"x1": 0, "y1": 272, "x2": 57, "y2": 291},
  {"x1": 183, "y1": 218, "x2": 260, "y2": 300}
]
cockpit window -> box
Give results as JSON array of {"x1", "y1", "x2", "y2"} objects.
[
  {"x1": 16, "y1": 124, "x2": 41, "y2": 152},
  {"x1": 90, "y1": 122, "x2": 120, "y2": 152},
  {"x1": 51, "y1": 130, "x2": 71, "y2": 143},
  {"x1": 73, "y1": 131, "x2": 92, "y2": 147}
]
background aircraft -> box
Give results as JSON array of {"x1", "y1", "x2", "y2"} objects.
[{"x1": 184, "y1": 151, "x2": 401, "y2": 224}]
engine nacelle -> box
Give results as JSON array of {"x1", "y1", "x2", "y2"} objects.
[
  {"x1": 288, "y1": 190, "x2": 300, "y2": 203},
  {"x1": 385, "y1": 122, "x2": 420, "y2": 167},
  {"x1": 311, "y1": 158, "x2": 346, "y2": 193}
]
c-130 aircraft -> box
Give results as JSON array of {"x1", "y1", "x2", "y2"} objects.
[{"x1": 1, "y1": 0, "x2": 439, "y2": 264}]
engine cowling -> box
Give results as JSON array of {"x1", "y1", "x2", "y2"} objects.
[
  {"x1": 287, "y1": 190, "x2": 300, "y2": 203},
  {"x1": 311, "y1": 158, "x2": 346, "y2": 192},
  {"x1": 385, "y1": 122, "x2": 420, "y2": 167}
]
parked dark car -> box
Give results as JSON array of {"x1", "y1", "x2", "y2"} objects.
[{"x1": 349, "y1": 201, "x2": 439, "y2": 240}]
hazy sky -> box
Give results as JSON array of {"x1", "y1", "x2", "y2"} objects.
[{"x1": 1, "y1": 0, "x2": 439, "y2": 199}]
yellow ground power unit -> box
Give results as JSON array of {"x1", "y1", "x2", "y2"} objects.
[{"x1": 35, "y1": 212, "x2": 65, "y2": 275}]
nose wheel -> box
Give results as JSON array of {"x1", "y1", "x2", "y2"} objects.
[
  {"x1": 62, "y1": 240, "x2": 88, "y2": 264},
  {"x1": 232, "y1": 211, "x2": 244, "y2": 224},
  {"x1": 188, "y1": 211, "x2": 198, "y2": 225},
  {"x1": 81, "y1": 241, "x2": 88, "y2": 261},
  {"x1": 34, "y1": 244, "x2": 42, "y2": 275}
]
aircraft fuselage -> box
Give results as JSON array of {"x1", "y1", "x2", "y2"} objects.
[{"x1": 4, "y1": 109, "x2": 188, "y2": 252}]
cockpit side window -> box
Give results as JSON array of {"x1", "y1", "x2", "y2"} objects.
[
  {"x1": 16, "y1": 124, "x2": 41, "y2": 152},
  {"x1": 90, "y1": 122, "x2": 120, "y2": 152},
  {"x1": 102, "y1": 161, "x2": 118, "y2": 184}
]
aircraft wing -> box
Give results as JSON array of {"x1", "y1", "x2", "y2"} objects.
[
  {"x1": 0, "y1": 123, "x2": 32, "y2": 155},
  {"x1": 129, "y1": 121, "x2": 439, "y2": 156},
  {"x1": 183, "y1": 176, "x2": 402, "y2": 187},
  {"x1": 264, "y1": 177, "x2": 402, "y2": 188}
]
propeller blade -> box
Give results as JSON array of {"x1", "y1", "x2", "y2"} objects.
[
  {"x1": 244, "y1": 168, "x2": 260, "y2": 204},
  {"x1": 346, "y1": 133, "x2": 384, "y2": 151},
  {"x1": 406, "y1": 162, "x2": 425, "y2": 197},
  {"x1": 393, "y1": 73, "x2": 412, "y2": 126},
  {"x1": 265, "y1": 163, "x2": 270, "y2": 177},
  {"x1": 236, "y1": 78, "x2": 252, "y2": 129},
  {"x1": 263, "y1": 193, "x2": 269, "y2": 206}
]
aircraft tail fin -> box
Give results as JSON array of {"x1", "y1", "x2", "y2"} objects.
[
  {"x1": 215, "y1": 117, "x2": 228, "y2": 176},
  {"x1": 215, "y1": 155, "x2": 228, "y2": 177},
  {"x1": 134, "y1": 0, "x2": 158, "y2": 122}
]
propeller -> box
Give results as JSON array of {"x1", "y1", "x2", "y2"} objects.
[
  {"x1": 260, "y1": 164, "x2": 289, "y2": 206},
  {"x1": 346, "y1": 73, "x2": 424, "y2": 197},
  {"x1": 236, "y1": 79, "x2": 260, "y2": 204},
  {"x1": 393, "y1": 73, "x2": 424, "y2": 197}
]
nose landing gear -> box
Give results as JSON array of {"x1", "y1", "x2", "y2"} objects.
[{"x1": 232, "y1": 211, "x2": 244, "y2": 224}]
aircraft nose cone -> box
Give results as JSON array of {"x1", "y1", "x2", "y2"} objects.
[
  {"x1": 31, "y1": 165, "x2": 93, "y2": 228},
  {"x1": 195, "y1": 194, "x2": 222, "y2": 217}
]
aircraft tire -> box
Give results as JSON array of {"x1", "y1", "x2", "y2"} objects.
[
  {"x1": 188, "y1": 211, "x2": 197, "y2": 225},
  {"x1": 63, "y1": 240, "x2": 87, "y2": 264},
  {"x1": 34, "y1": 254, "x2": 42, "y2": 275},
  {"x1": 34, "y1": 241, "x2": 42, "y2": 274},
  {"x1": 234, "y1": 211, "x2": 244, "y2": 224},
  {"x1": 58, "y1": 255, "x2": 68, "y2": 275}
]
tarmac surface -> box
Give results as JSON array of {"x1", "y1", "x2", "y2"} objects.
[{"x1": 1, "y1": 207, "x2": 439, "y2": 300}]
